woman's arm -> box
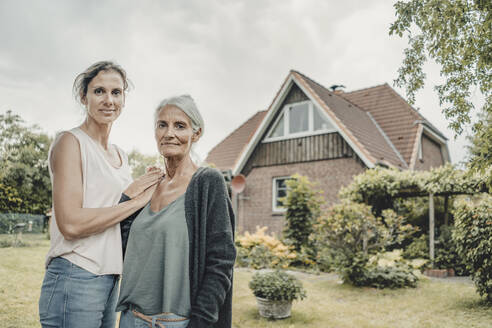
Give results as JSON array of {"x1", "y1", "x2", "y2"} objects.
[
  {"x1": 51, "y1": 133, "x2": 159, "y2": 240},
  {"x1": 189, "y1": 170, "x2": 236, "y2": 327}
]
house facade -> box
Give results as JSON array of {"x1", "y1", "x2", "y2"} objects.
[{"x1": 206, "y1": 70, "x2": 450, "y2": 235}]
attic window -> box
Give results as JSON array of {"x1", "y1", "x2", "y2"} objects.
[{"x1": 265, "y1": 101, "x2": 335, "y2": 141}]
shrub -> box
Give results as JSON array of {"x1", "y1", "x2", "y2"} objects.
[
  {"x1": 249, "y1": 270, "x2": 306, "y2": 302},
  {"x1": 282, "y1": 174, "x2": 323, "y2": 253},
  {"x1": 403, "y1": 234, "x2": 429, "y2": 259},
  {"x1": 315, "y1": 245, "x2": 337, "y2": 272},
  {"x1": 338, "y1": 250, "x2": 422, "y2": 289},
  {"x1": 313, "y1": 201, "x2": 417, "y2": 287},
  {"x1": 453, "y1": 198, "x2": 492, "y2": 302},
  {"x1": 435, "y1": 225, "x2": 469, "y2": 276},
  {"x1": 235, "y1": 226, "x2": 296, "y2": 269},
  {"x1": 362, "y1": 265, "x2": 418, "y2": 289}
]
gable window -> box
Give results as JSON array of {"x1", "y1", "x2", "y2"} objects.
[
  {"x1": 272, "y1": 176, "x2": 291, "y2": 212},
  {"x1": 265, "y1": 101, "x2": 334, "y2": 142}
]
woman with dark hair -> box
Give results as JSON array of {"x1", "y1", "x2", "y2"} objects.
[
  {"x1": 39, "y1": 61, "x2": 162, "y2": 328},
  {"x1": 117, "y1": 95, "x2": 236, "y2": 328}
]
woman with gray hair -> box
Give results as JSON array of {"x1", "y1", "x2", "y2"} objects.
[{"x1": 117, "y1": 95, "x2": 236, "y2": 328}]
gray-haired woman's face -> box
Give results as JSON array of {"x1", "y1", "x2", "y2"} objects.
[{"x1": 154, "y1": 105, "x2": 198, "y2": 159}]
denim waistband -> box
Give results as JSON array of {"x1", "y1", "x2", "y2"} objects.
[{"x1": 131, "y1": 308, "x2": 189, "y2": 323}]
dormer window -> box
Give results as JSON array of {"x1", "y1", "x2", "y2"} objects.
[{"x1": 264, "y1": 101, "x2": 335, "y2": 142}]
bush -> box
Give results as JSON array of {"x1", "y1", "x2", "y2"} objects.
[
  {"x1": 453, "y1": 198, "x2": 492, "y2": 302},
  {"x1": 315, "y1": 245, "x2": 337, "y2": 273},
  {"x1": 282, "y1": 174, "x2": 323, "y2": 253},
  {"x1": 365, "y1": 250, "x2": 423, "y2": 288},
  {"x1": 362, "y1": 265, "x2": 418, "y2": 289},
  {"x1": 336, "y1": 250, "x2": 421, "y2": 289},
  {"x1": 312, "y1": 201, "x2": 417, "y2": 288},
  {"x1": 235, "y1": 226, "x2": 296, "y2": 269},
  {"x1": 403, "y1": 234, "x2": 429, "y2": 259},
  {"x1": 435, "y1": 225, "x2": 469, "y2": 276},
  {"x1": 249, "y1": 270, "x2": 306, "y2": 302}
]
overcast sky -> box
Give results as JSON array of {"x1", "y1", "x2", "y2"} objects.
[{"x1": 0, "y1": 0, "x2": 480, "y2": 165}]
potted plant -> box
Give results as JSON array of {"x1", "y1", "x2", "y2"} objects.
[{"x1": 248, "y1": 270, "x2": 306, "y2": 319}]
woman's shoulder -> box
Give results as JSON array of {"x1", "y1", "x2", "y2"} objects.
[
  {"x1": 193, "y1": 166, "x2": 224, "y2": 183},
  {"x1": 51, "y1": 129, "x2": 81, "y2": 153}
]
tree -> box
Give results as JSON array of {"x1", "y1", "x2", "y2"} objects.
[
  {"x1": 0, "y1": 182, "x2": 22, "y2": 213},
  {"x1": 467, "y1": 111, "x2": 492, "y2": 188},
  {"x1": 390, "y1": 0, "x2": 491, "y2": 187},
  {"x1": 0, "y1": 110, "x2": 52, "y2": 214},
  {"x1": 281, "y1": 174, "x2": 323, "y2": 253},
  {"x1": 127, "y1": 149, "x2": 162, "y2": 179}
]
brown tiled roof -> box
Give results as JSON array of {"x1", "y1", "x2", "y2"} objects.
[
  {"x1": 340, "y1": 84, "x2": 422, "y2": 165},
  {"x1": 205, "y1": 110, "x2": 266, "y2": 171},
  {"x1": 293, "y1": 71, "x2": 407, "y2": 168},
  {"x1": 206, "y1": 70, "x2": 447, "y2": 172}
]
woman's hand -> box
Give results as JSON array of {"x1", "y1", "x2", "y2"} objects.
[
  {"x1": 124, "y1": 169, "x2": 163, "y2": 199},
  {"x1": 133, "y1": 181, "x2": 159, "y2": 207}
]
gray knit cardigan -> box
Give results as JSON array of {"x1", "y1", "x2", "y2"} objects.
[{"x1": 120, "y1": 167, "x2": 236, "y2": 328}]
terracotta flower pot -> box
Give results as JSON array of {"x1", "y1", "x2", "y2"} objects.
[{"x1": 255, "y1": 297, "x2": 292, "y2": 319}]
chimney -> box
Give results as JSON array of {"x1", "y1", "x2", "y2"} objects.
[{"x1": 329, "y1": 84, "x2": 346, "y2": 94}]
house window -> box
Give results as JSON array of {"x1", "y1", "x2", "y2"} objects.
[
  {"x1": 265, "y1": 101, "x2": 334, "y2": 141},
  {"x1": 272, "y1": 176, "x2": 291, "y2": 212}
]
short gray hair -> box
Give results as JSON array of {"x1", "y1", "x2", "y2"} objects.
[{"x1": 154, "y1": 94, "x2": 204, "y2": 136}]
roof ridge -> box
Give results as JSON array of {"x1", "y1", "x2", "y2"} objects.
[
  {"x1": 290, "y1": 70, "x2": 334, "y2": 94},
  {"x1": 206, "y1": 110, "x2": 266, "y2": 155},
  {"x1": 293, "y1": 71, "x2": 371, "y2": 117},
  {"x1": 345, "y1": 83, "x2": 389, "y2": 94}
]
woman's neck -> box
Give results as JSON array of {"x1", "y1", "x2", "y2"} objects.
[
  {"x1": 80, "y1": 117, "x2": 112, "y2": 150},
  {"x1": 164, "y1": 155, "x2": 197, "y2": 181}
]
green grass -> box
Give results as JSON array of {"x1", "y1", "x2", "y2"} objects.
[{"x1": 1, "y1": 234, "x2": 491, "y2": 328}]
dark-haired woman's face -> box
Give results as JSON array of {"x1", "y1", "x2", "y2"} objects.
[{"x1": 82, "y1": 70, "x2": 125, "y2": 125}]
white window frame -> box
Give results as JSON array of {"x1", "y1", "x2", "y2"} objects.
[
  {"x1": 263, "y1": 101, "x2": 336, "y2": 143},
  {"x1": 272, "y1": 176, "x2": 291, "y2": 212},
  {"x1": 418, "y1": 139, "x2": 423, "y2": 162}
]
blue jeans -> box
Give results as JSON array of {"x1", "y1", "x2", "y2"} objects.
[
  {"x1": 39, "y1": 257, "x2": 119, "y2": 328},
  {"x1": 119, "y1": 310, "x2": 190, "y2": 328}
]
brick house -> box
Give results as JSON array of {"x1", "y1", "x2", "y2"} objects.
[{"x1": 205, "y1": 70, "x2": 450, "y2": 235}]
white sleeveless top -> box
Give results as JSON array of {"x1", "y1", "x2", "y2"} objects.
[{"x1": 45, "y1": 127, "x2": 133, "y2": 275}]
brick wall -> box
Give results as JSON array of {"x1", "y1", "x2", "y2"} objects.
[
  {"x1": 414, "y1": 134, "x2": 445, "y2": 171},
  {"x1": 236, "y1": 158, "x2": 366, "y2": 236}
]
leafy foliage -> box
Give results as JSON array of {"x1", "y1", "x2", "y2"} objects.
[
  {"x1": 249, "y1": 270, "x2": 306, "y2": 302},
  {"x1": 0, "y1": 182, "x2": 23, "y2": 213},
  {"x1": 340, "y1": 164, "x2": 489, "y2": 207},
  {"x1": 453, "y1": 197, "x2": 492, "y2": 301},
  {"x1": 235, "y1": 226, "x2": 296, "y2": 269},
  {"x1": 0, "y1": 111, "x2": 52, "y2": 214},
  {"x1": 281, "y1": 174, "x2": 323, "y2": 253},
  {"x1": 403, "y1": 234, "x2": 429, "y2": 260},
  {"x1": 467, "y1": 111, "x2": 492, "y2": 191},
  {"x1": 390, "y1": 0, "x2": 492, "y2": 189},
  {"x1": 313, "y1": 201, "x2": 416, "y2": 257},
  {"x1": 127, "y1": 150, "x2": 162, "y2": 179},
  {"x1": 362, "y1": 250, "x2": 422, "y2": 289},
  {"x1": 435, "y1": 225, "x2": 469, "y2": 275},
  {"x1": 312, "y1": 201, "x2": 417, "y2": 287}
]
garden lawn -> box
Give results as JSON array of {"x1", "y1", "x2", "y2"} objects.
[{"x1": 1, "y1": 234, "x2": 491, "y2": 328}]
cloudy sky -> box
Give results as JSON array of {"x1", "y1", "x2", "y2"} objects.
[{"x1": 0, "y1": 0, "x2": 479, "y2": 165}]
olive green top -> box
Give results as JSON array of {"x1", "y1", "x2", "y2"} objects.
[{"x1": 116, "y1": 194, "x2": 191, "y2": 316}]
